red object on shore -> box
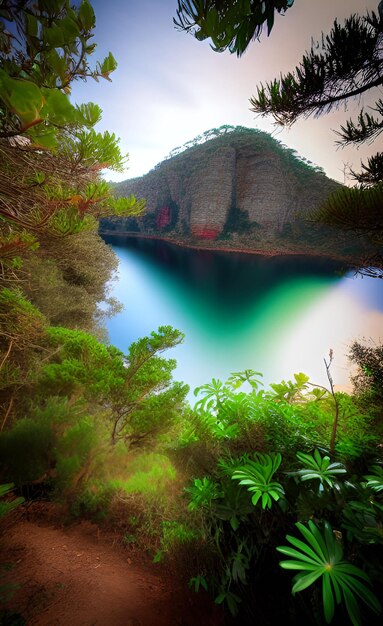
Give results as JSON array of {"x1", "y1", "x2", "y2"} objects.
[
  {"x1": 156, "y1": 206, "x2": 171, "y2": 229},
  {"x1": 191, "y1": 226, "x2": 219, "y2": 240}
]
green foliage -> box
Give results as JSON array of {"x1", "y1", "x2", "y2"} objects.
[
  {"x1": 315, "y1": 184, "x2": 383, "y2": 245},
  {"x1": 0, "y1": 1, "x2": 115, "y2": 143},
  {"x1": 154, "y1": 518, "x2": 200, "y2": 564},
  {"x1": 290, "y1": 449, "x2": 347, "y2": 492},
  {"x1": 110, "y1": 453, "x2": 177, "y2": 499},
  {"x1": 22, "y1": 229, "x2": 123, "y2": 335},
  {"x1": 188, "y1": 574, "x2": 208, "y2": 592},
  {"x1": 174, "y1": 1, "x2": 294, "y2": 56},
  {"x1": 268, "y1": 372, "x2": 311, "y2": 403},
  {"x1": 0, "y1": 288, "x2": 46, "y2": 343},
  {"x1": 251, "y1": 12, "x2": 382, "y2": 127},
  {"x1": 349, "y1": 341, "x2": 383, "y2": 405},
  {"x1": 248, "y1": 7, "x2": 383, "y2": 271},
  {"x1": 185, "y1": 477, "x2": 221, "y2": 511},
  {"x1": 59, "y1": 129, "x2": 130, "y2": 173},
  {"x1": 0, "y1": 396, "x2": 108, "y2": 498},
  {"x1": 0, "y1": 483, "x2": 24, "y2": 518},
  {"x1": 342, "y1": 496, "x2": 383, "y2": 545},
  {"x1": 227, "y1": 369, "x2": 263, "y2": 392},
  {"x1": 54, "y1": 414, "x2": 108, "y2": 494},
  {"x1": 364, "y1": 466, "x2": 383, "y2": 493},
  {"x1": 174, "y1": 367, "x2": 383, "y2": 623},
  {"x1": 0, "y1": 0, "x2": 145, "y2": 288},
  {"x1": 0, "y1": 418, "x2": 55, "y2": 485},
  {"x1": 277, "y1": 520, "x2": 381, "y2": 625},
  {"x1": 214, "y1": 589, "x2": 242, "y2": 616},
  {"x1": 35, "y1": 325, "x2": 188, "y2": 446},
  {"x1": 232, "y1": 453, "x2": 284, "y2": 509},
  {"x1": 194, "y1": 378, "x2": 227, "y2": 411}
]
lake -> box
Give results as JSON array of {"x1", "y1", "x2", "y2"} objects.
[{"x1": 102, "y1": 235, "x2": 383, "y2": 398}]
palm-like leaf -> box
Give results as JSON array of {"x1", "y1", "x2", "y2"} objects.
[
  {"x1": 277, "y1": 520, "x2": 381, "y2": 625},
  {"x1": 185, "y1": 476, "x2": 221, "y2": 511},
  {"x1": 226, "y1": 369, "x2": 263, "y2": 391},
  {"x1": 194, "y1": 378, "x2": 227, "y2": 411},
  {"x1": 291, "y1": 449, "x2": 346, "y2": 491},
  {"x1": 232, "y1": 453, "x2": 284, "y2": 509},
  {"x1": 364, "y1": 465, "x2": 383, "y2": 492}
]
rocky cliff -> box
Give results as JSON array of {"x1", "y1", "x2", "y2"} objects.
[{"x1": 102, "y1": 127, "x2": 342, "y2": 250}]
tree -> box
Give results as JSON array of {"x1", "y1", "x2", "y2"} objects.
[
  {"x1": 0, "y1": 0, "x2": 146, "y2": 430},
  {"x1": 0, "y1": 288, "x2": 47, "y2": 432},
  {"x1": 21, "y1": 230, "x2": 123, "y2": 336},
  {"x1": 0, "y1": 0, "x2": 145, "y2": 282},
  {"x1": 39, "y1": 325, "x2": 189, "y2": 446},
  {"x1": 250, "y1": 5, "x2": 383, "y2": 273},
  {"x1": 250, "y1": 8, "x2": 383, "y2": 184},
  {"x1": 174, "y1": 0, "x2": 295, "y2": 56},
  {"x1": 349, "y1": 341, "x2": 383, "y2": 407}
]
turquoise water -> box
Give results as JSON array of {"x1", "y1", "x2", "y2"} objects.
[{"x1": 103, "y1": 236, "x2": 383, "y2": 397}]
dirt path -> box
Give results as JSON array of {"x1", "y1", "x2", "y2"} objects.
[{"x1": 1, "y1": 514, "x2": 222, "y2": 626}]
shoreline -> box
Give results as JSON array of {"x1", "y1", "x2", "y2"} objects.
[{"x1": 99, "y1": 230, "x2": 353, "y2": 264}]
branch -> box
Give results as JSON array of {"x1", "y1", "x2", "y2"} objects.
[
  {"x1": 0, "y1": 338, "x2": 13, "y2": 370},
  {"x1": 1, "y1": 395, "x2": 14, "y2": 432},
  {"x1": 336, "y1": 101, "x2": 383, "y2": 146},
  {"x1": 323, "y1": 350, "x2": 339, "y2": 456},
  {"x1": 250, "y1": 13, "x2": 383, "y2": 125}
]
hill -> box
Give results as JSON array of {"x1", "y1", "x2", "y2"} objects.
[{"x1": 100, "y1": 126, "x2": 345, "y2": 254}]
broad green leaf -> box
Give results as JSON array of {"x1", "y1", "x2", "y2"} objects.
[
  {"x1": 40, "y1": 88, "x2": 79, "y2": 125},
  {"x1": 277, "y1": 544, "x2": 321, "y2": 565},
  {"x1": 296, "y1": 522, "x2": 327, "y2": 562},
  {"x1": 78, "y1": 0, "x2": 95, "y2": 30},
  {"x1": 261, "y1": 492, "x2": 270, "y2": 509},
  {"x1": 279, "y1": 560, "x2": 317, "y2": 571},
  {"x1": 99, "y1": 52, "x2": 117, "y2": 79},
  {"x1": 342, "y1": 585, "x2": 361, "y2": 626},
  {"x1": 215, "y1": 593, "x2": 226, "y2": 605},
  {"x1": 46, "y1": 49, "x2": 67, "y2": 80},
  {"x1": 322, "y1": 572, "x2": 335, "y2": 623},
  {"x1": 26, "y1": 13, "x2": 39, "y2": 38},
  {"x1": 292, "y1": 569, "x2": 324, "y2": 592},
  {"x1": 44, "y1": 26, "x2": 66, "y2": 47},
  {"x1": 60, "y1": 15, "x2": 80, "y2": 40},
  {"x1": 26, "y1": 126, "x2": 57, "y2": 149},
  {"x1": 0, "y1": 69, "x2": 44, "y2": 125},
  {"x1": 251, "y1": 492, "x2": 262, "y2": 506}
]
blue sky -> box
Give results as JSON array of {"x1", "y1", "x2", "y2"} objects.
[{"x1": 71, "y1": 0, "x2": 380, "y2": 183}]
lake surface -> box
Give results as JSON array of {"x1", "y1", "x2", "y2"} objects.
[{"x1": 102, "y1": 236, "x2": 383, "y2": 398}]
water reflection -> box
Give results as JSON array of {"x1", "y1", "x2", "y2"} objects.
[{"x1": 102, "y1": 236, "x2": 383, "y2": 398}]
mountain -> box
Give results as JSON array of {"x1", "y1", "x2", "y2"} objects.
[{"x1": 100, "y1": 126, "x2": 342, "y2": 253}]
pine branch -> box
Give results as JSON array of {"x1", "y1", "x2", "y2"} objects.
[
  {"x1": 350, "y1": 152, "x2": 383, "y2": 186},
  {"x1": 336, "y1": 101, "x2": 383, "y2": 146},
  {"x1": 313, "y1": 183, "x2": 383, "y2": 241},
  {"x1": 250, "y1": 13, "x2": 383, "y2": 124}
]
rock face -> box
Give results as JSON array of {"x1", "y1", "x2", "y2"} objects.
[{"x1": 104, "y1": 127, "x2": 341, "y2": 247}]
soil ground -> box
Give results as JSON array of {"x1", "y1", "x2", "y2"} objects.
[{"x1": 0, "y1": 506, "x2": 223, "y2": 626}]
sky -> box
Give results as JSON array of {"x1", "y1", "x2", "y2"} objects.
[{"x1": 71, "y1": 0, "x2": 382, "y2": 184}]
